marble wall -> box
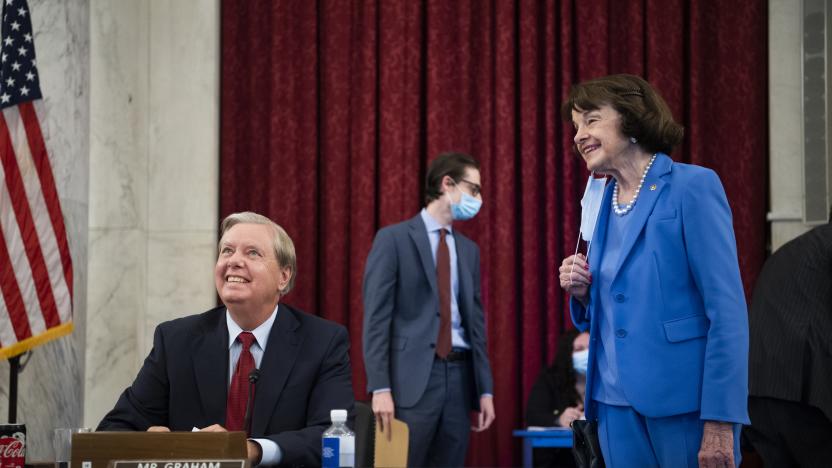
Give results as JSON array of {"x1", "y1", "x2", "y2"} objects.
[
  {"x1": 85, "y1": 0, "x2": 219, "y2": 432},
  {"x1": 768, "y1": 0, "x2": 832, "y2": 250},
  {"x1": 0, "y1": 0, "x2": 90, "y2": 459},
  {"x1": 769, "y1": 0, "x2": 813, "y2": 250}
]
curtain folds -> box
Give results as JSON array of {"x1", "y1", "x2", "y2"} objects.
[{"x1": 221, "y1": 1, "x2": 767, "y2": 465}]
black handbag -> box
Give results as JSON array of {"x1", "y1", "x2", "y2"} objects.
[{"x1": 571, "y1": 419, "x2": 605, "y2": 468}]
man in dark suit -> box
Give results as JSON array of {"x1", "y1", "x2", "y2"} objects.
[
  {"x1": 98, "y1": 212, "x2": 354, "y2": 466},
  {"x1": 362, "y1": 152, "x2": 495, "y2": 467},
  {"x1": 745, "y1": 211, "x2": 832, "y2": 466}
]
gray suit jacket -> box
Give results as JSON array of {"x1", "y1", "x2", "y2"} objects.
[{"x1": 362, "y1": 213, "x2": 494, "y2": 409}]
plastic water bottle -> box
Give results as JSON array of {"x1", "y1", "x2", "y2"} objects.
[{"x1": 322, "y1": 409, "x2": 354, "y2": 467}]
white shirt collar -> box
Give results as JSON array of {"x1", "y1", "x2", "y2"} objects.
[
  {"x1": 226, "y1": 304, "x2": 279, "y2": 350},
  {"x1": 420, "y1": 208, "x2": 453, "y2": 234}
]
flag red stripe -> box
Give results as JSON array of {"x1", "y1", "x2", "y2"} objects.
[
  {"x1": 0, "y1": 114, "x2": 60, "y2": 328},
  {"x1": 18, "y1": 102, "x2": 73, "y2": 301},
  {"x1": 0, "y1": 226, "x2": 33, "y2": 342}
]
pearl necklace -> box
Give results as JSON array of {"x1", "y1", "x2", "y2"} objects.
[{"x1": 612, "y1": 153, "x2": 657, "y2": 216}]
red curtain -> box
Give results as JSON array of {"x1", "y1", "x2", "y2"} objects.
[{"x1": 220, "y1": 1, "x2": 767, "y2": 465}]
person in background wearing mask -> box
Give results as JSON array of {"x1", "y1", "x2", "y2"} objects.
[
  {"x1": 525, "y1": 329, "x2": 590, "y2": 467},
  {"x1": 363, "y1": 152, "x2": 496, "y2": 467}
]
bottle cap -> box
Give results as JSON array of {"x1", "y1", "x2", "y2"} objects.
[{"x1": 330, "y1": 409, "x2": 348, "y2": 422}]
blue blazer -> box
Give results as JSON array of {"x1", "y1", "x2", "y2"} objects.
[
  {"x1": 571, "y1": 153, "x2": 750, "y2": 424},
  {"x1": 362, "y1": 214, "x2": 494, "y2": 409}
]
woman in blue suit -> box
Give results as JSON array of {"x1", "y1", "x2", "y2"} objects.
[{"x1": 558, "y1": 74, "x2": 749, "y2": 467}]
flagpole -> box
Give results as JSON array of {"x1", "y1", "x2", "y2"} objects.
[
  {"x1": 7, "y1": 352, "x2": 30, "y2": 423},
  {"x1": 8, "y1": 354, "x2": 21, "y2": 422}
]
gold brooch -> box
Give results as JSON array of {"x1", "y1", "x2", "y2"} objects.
[{"x1": 649, "y1": 184, "x2": 657, "y2": 191}]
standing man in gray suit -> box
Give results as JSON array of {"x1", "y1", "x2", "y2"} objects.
[{"x1": 362, "y1": 152, "x2": 496, "y2": 467}]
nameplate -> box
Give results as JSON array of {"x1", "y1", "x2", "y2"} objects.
[{"x1": 109, "y1": 460, "x2": 246, "y2": 468}]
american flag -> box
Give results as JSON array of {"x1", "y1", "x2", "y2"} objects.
[{"x1": 0, "y1": 0, "x2": 73, "y2": 359}]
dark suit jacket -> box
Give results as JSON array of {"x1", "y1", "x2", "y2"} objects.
[
  {"x1": 525, "y1": 369, "x2": 581, "y2": 467},
  {"x1": 97, "y1": 304, "x2": 355, "y2": 467},
  {"x1": 749, "y1": 222, "x2": 832, "y2": 420},
  {"x1": 526, "y1": 369, "x2": 577, "y2": 427},
  {"x1": 362, "y1": 213, "x2": 494, "y2": 409}
]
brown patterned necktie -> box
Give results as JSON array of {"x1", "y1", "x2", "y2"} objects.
[{"x1": 436, "y1": 228, "x2": 452, "y2": 358}]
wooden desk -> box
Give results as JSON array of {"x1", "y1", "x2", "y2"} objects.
[{"x1": 513, "y1": 428, "x2": 572, "y2": 468}]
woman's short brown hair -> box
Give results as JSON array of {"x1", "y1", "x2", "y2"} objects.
[{"x1": 561, "y1": 74, "x2": 684, "y2": 155}]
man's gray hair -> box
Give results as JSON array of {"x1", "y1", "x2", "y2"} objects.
[{"x1": 219, "y1": 211, "x2": 297, "y2": 295}]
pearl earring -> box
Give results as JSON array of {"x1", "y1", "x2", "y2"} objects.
[{"x1": 629, "y1": 137, "x2": 637, "y2": 144}]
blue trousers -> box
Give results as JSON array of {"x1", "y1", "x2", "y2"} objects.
[
  {"x1": 395, "y1": 358, "x2": 474, "y2": 467},
  {"x1": 596, "y1": 402, "x2": 742, "y2": 467}
]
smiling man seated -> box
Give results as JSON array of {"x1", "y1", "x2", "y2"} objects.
[{"x1": 98, "y1": 212, "x2": 355, "y2": 466}]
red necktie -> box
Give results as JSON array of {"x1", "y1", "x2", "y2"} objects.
[
  {"x1": 226, "y1": 331, "x2": 256, "y2": 433},
  {"x1": 436, "y1": 228, "x2": 452, "y2": 358}
]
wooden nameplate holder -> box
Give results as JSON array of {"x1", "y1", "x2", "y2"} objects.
[{"x1": 71, "y1": 432, "x2": 247, "y2": 468}]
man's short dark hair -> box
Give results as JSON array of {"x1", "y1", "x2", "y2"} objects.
[{"x1": 424, "y1": 152, "x2": 480, "y2": 205}]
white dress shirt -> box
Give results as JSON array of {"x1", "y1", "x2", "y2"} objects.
[{"x1": 226, "y1": 305, "x2": 281, "y2": 465}]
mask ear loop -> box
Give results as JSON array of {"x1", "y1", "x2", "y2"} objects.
[
  {"x1": 445, "y1": 179, "x2": 459, "y2": 206},
  {"x1": 586, "y1": 240, "x2": 594, "y2": 264},
  {"x1": 570, "y1": 170, "x2": 600, "y2": 287},
  {"x1": 568, "y1": 235, "x2": 580, "y2": 288},
  {"x1": 567, "y1": 238, "x2": 591, "y2": 288}
]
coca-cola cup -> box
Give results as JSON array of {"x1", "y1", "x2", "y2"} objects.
[
  {"x1": 0, "y1": 424, "x2": 25, "y2": 468},
  {"x1": 53, "y1": 427, "x2": 91, "y2": 468}
]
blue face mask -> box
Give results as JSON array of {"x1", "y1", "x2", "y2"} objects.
[
  {"x1": 572, "y1": 349, "x2": 589, "y2": 375},
  {"x1": 448, "y1": 184, "x2": 482, "y2": 220},
  {"x1": 580, "y1": 172, "x2": 607, "y2": 242}
]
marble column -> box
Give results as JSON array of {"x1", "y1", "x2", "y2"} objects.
[
  {"x1": 85, "y1": 0, "x2": 219, "y2": 434},
  {"x1": 86, "y1": 0, "x2": 149, "y2": 434},
  {"x1": 769, "y1": 0, "x2": 812, "y2": 249}
]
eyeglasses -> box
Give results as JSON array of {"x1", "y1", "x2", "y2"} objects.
[{"x1": 457, "y1": 179, "x2": 482, "y2": 197}]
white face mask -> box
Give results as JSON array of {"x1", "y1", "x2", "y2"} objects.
[
  {"x1": 568, "y1": 173, "x2": 607, "y2": 282},
  {"x1": 580, "y1": 172, "x2": 607, "y2": 242},
  {"x1": 572, "y1": 349, "x2": 589, "y2": 375}
]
